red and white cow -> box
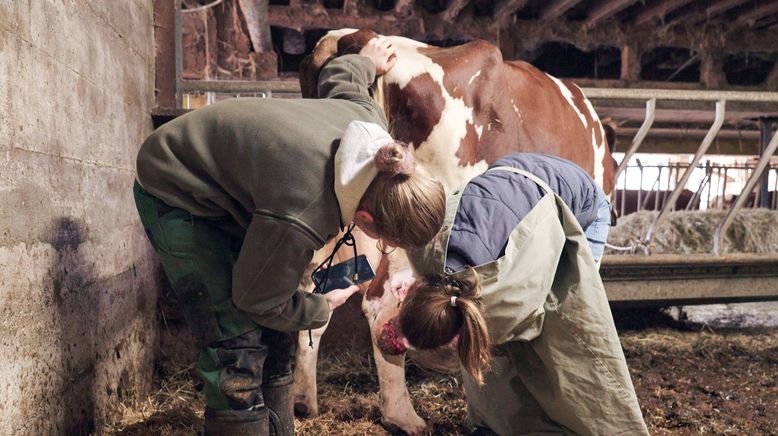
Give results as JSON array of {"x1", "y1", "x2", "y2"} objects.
[{"x1": 294, "y1": 29, "x2": 615, "y2": 434}]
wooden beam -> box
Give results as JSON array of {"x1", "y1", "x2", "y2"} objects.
[
  {"x1": 267, "y1": 5, "x2": 496, "y2": 41},
  {"x1": 440, "y1": 0, "x2": 470, "y2": 22},
  {"x1": 342, "y1": 0, "x2": 358, "y2": 15},
  {"x1": 394, "y1": 0, "x2": 413, "y2": 16},
  {"x1": 704, "y1": 0, "x2": 745, "y2": 18},
  {"x1": 765, "y1": 62, "x2": 778, "y2": 91},
  {"x1": 700, "y1": 51, "x2": 726, "y2": 89},
  {"x1": 734, "y1": 2, "x2": 778, "y2": 28},
  {"x1": 632, "y1": 0, "x2": 695, "y2": 26},
  {"x1": 505, "y1": 18, "x2": 778, "y2": 55},
  {"x1": 538, "y1": 0, "x2": 582, "y2": 20},
  {"x1": 586, "y1": 0, "x2": 640, "y2": 28},
  {"x1": 154, "y1": 0, "x2": 177, "y2": 109},
  {"x1": 493, "y1": 0, "x2": 530, "y2": 24},
  {"x1": 620, "y1": 43, "x2": 640, "y2": 81},
  {"x1": 238, "y1": 0, "x2": 272, "y2": 52}
]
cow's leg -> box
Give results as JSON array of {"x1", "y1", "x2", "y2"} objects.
[
  {"x1": 363, "y1": 289, "x2": 426, "y2": 435},
  {"x1": 292, "y1": 317, "x2": 330, "y2": 417}
]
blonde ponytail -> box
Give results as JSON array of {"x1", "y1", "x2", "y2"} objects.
[
  {"x1": 360, "y1": 142, "x2": 445, "y2": 249},
  {"x1": 374, "y1": 143, "x2": 415, "y2": 176},
  {"x1": 398, "y1": 270, "x2": 492, "y2": 384}
]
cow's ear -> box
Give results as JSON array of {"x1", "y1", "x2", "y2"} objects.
[
  {"x1": 337, "y1": 28, "x2": 379, "y2": 56},
  {"x1": 298, "y1": 54, "x2": 318, "y2": 98}
]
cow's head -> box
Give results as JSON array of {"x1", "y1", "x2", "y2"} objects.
[{"x1": 299, "y1": 28, "x2": 379, "y2": 98}]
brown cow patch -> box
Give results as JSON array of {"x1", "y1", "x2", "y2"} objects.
[{"x1": 384, "y1": 73, "x2": 445, "y2": 148}]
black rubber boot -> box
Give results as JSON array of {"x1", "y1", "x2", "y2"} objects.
[
  {"x1": 204, "y1": 406, "x2": 269, "y2": 436},
  {"x1": 262, "y1": 374, "x2": 295, "y2": 436}
]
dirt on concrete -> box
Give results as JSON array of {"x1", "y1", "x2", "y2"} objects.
[{"x1": 104, "y1": 308, "x2": 778, "y2": 435}]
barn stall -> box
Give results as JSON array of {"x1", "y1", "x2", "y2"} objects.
[
  {"x1": 113, "y1": 1, "x2": 778, "y2": 434},
  {"x1": 2, "y1": 0, "x2": 776, "y2": 434}
]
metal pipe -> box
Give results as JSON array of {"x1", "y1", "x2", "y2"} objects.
[
  {"x1": 582, "y1": 87, "x2": 778, "y2": 102},
  {"x1": 170, "y1": 82, "x2": 778, "y2": 102},
  {"x1": 714, "y1": 126, "x2": 778, "y2": 255},
  {"x1": 768, "y1": 168, "x2": 778, "y2": 210},
  {"x1": 615, "y1": 98, "x2": 655, "y2": 181},
  {"x1": 654, "y1": 166, "x2": 663, "y2": 210},
  {"x1": 642, "y1": 170, "x2": 661, "y2": 210},
  {"x1": 706, "y1": 163, "x2": 713, "y2": 209},
  {"x1": 620, "y1": 167, "x2": 627, "y2": 217},
  {"x1": 645, "y1": 100, "x2": 726, "y2": 247},
  {"x1": 637, "y1": 160, "x2": 644, "y2": 212},
  {"x1": 759, "y1": 120, "x2": 773, "y2": 208},
  {"x1": 181, "y1": 79, "x2": 302, "y2": 94}
]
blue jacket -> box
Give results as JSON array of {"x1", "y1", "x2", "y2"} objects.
[{"x1": 446, "y1": 153, "x2": 603, "y2": 272}]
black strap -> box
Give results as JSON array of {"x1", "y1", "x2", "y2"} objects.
[{"x1": 307, "y1": 223, "x2": 360, "y2": 347}]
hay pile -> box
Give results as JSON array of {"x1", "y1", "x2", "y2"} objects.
[{"x1": 606, "y1": 209, "x2": 778, "y2": 255}]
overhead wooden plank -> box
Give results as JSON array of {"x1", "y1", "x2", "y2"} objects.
[
  {"x1": 632, "y1": 0, "x2": 695, "y2": 26},
  {"x1": 238, "y1": 0, "x2": 272, "y2": 52},
  {"x1": 734, "y1": 2, "x2": 778, "y2": 28},
  {"x1": 154, "y1": 0, "x2": 177, "y2": 109},
  {"x1": 493, "y1": 0, "x2": 530, "y2": 24},
  {"x1": 537, "y1": 0, "x2": 582, "y2": 20},
  {"x1": 267, "y1": 4, "x2": 498, "y2": 41},
  {"x1": 394, "y1": 0, "x2": 413, "y2": 16},
  {"x1": 441, "y1": 0, "x2": 470, "y2": 22},
  {"x1": 585, "y1": 0, "x2": 641, "y2": 28},
  {"x1": 704, "y1": 0, "x2": 746, "y2": 18}
]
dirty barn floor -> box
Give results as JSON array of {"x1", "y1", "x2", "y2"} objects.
[{"x1": 106, "y1": 308, "x2": 778, "y2": 435}]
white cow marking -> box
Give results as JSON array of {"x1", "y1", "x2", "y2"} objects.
[
  {"x1": 468, "y1": 69, "x2": 481, "y2": 86},
  {"x1": 573, "y1": 82, "x2": 608, "y2": 190},
  {"x1": 545, "y1": 74, "x2": 588, "y2": 128},
  {"x1": 382, "y1": 36, "x2": 488, "y2": 191},
  {"x1": 314, "y1": 28, "x2": 358, "y2": 50}
]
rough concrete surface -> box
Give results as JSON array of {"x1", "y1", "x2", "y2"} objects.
[{"x1": 0, "y1": 1, "x2": 158, "y2": 434}]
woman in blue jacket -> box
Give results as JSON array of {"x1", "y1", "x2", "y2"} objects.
[{"x1": 398, "y1": 153, "x2": 648, "y2": 435}]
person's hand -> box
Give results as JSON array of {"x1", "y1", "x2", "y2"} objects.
[
  {"x1": 389, "y1": 268, "x2": 415, "y2": 301},
  {"x1": 324, "y1": 285, "x2": 360, "y2": 311},
  {"x1": 359, "y1": 37, "x2": 397, "y2": 76},
  {"x1": 390, "y1": 279, "x2": 414, "y2": 302}
]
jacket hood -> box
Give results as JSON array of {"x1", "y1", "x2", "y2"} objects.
[{"x1": 334, "y1": 120, "x2": 394, "y2": 226}]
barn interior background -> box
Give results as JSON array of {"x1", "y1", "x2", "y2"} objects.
[{"x1": 0, "y1": 0, "x2": 776, "y2": 435}]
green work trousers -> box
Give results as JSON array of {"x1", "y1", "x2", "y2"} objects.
[{"x1": 133, "y1": 181, "x2": 295, "y2": 411}]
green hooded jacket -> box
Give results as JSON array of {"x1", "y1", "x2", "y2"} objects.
[{"x1": 136, "y1": 54, "x2": 387, "y2": 332}]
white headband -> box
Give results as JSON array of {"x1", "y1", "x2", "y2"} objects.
[{"x1": 450, "y1": 296, "x2": 458, "y2": 307}]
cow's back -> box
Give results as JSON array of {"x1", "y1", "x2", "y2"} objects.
[
  {"x1": 375, "y1": 37, "x2": 613, "y2": 194},
  {"x1": 503, "y1": 60, "x2": 613, "y2": 193}
]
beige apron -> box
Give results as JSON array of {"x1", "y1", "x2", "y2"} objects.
[{"x1": 410, "y1": 167, "x2": 648, "y2": 436}]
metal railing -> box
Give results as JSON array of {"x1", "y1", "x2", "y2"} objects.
[
  {"x1": 594, "y1": 89, "x2": 778, "y2": 255},
  {"x1": 615, "y1": 162, "x2": 778, "y2": 216}
]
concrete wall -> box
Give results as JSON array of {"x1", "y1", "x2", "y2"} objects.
[{"x1": 0, "y1": 1, "x2": 158, "y2": 434}]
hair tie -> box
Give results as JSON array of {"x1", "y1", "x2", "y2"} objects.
[{"x1": 450, "y1": 296, "x2": 458, "y2": 307}]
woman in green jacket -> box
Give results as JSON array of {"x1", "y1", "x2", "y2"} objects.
[{"x1": 133, "y1": 38, "x2": 445, "y2": 435}]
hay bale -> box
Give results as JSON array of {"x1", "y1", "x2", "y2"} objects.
[{"x1": 606, "y1": 209, "x2": 778, "y2": 255}]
